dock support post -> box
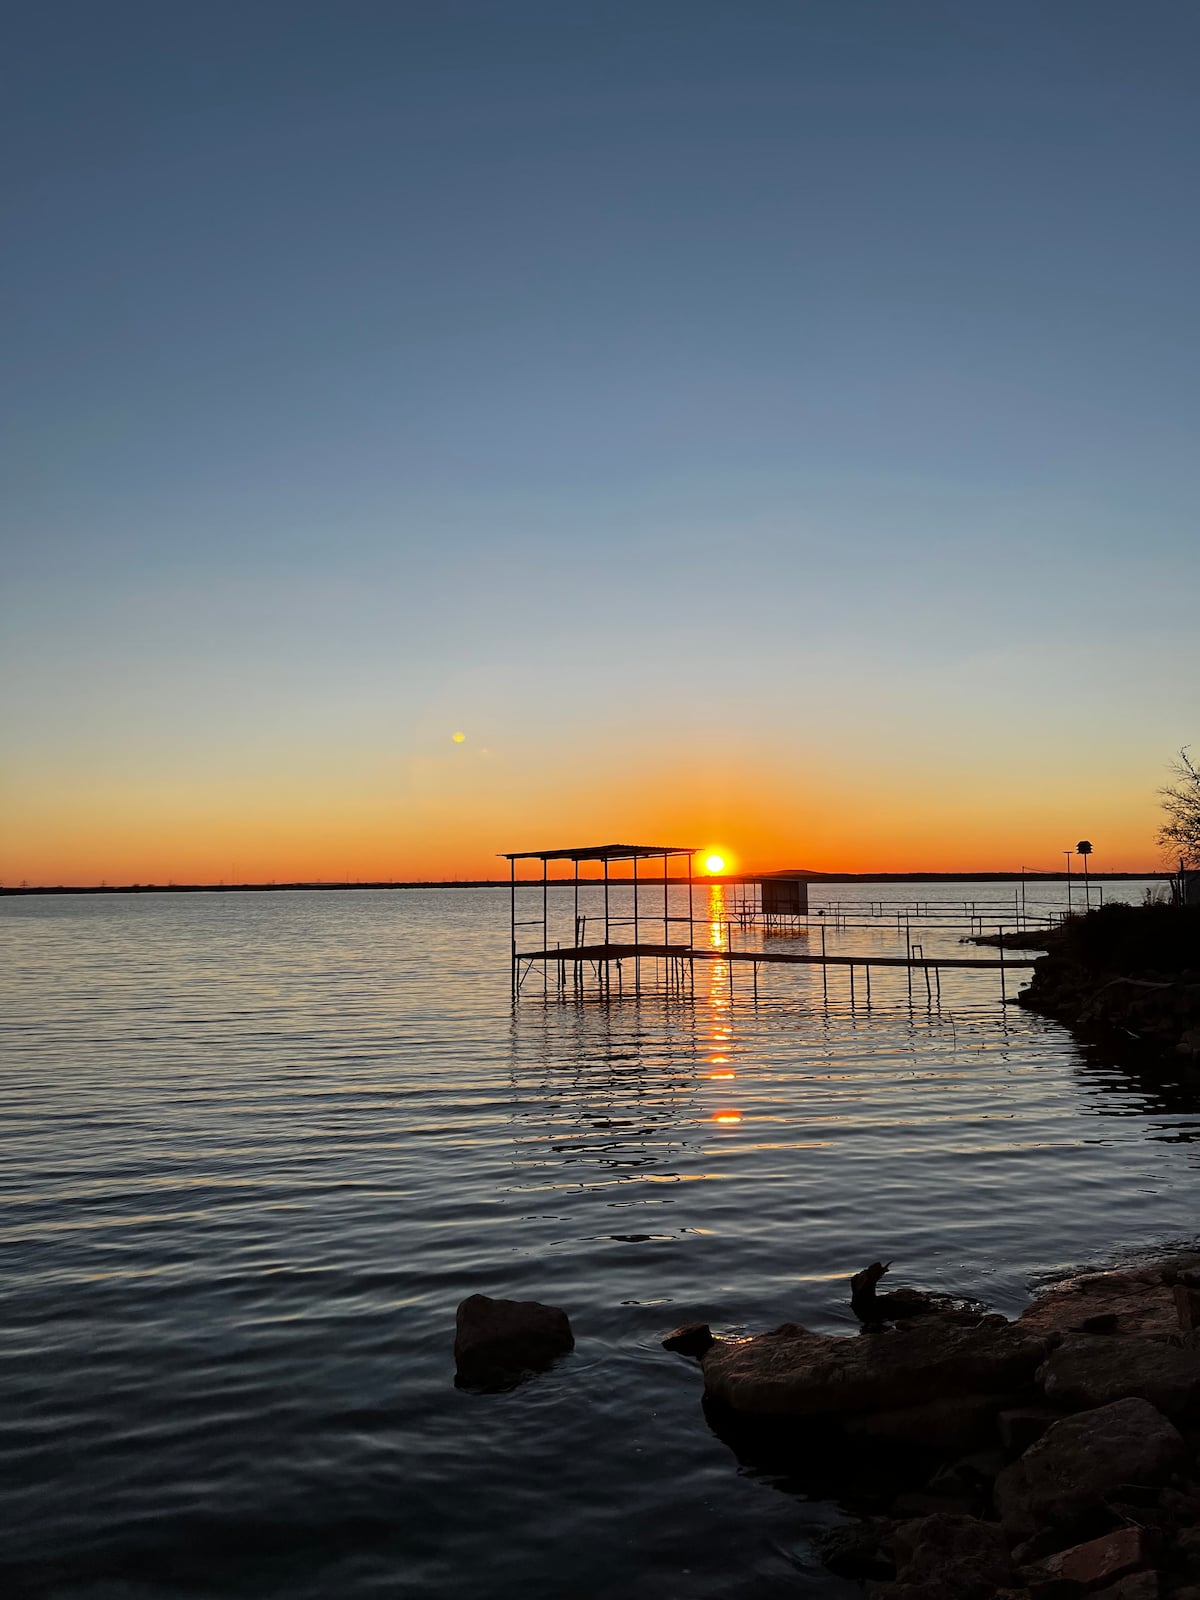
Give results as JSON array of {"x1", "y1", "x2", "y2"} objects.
[
  {"x1": 603, "y1": 858, "x2": 611, "y2": 999},
  {"x1": 821, "y1": 920, "x2": 827, "y2": 1000},
  {"x1": 542, "y1": 858, "x2": 548, "y2": 997},
  {"x1": 633, "y1": 855, "x2": 640, "y2": 995},
  {"x1": 510, "y1": 857, "x2": 517, "y2": 1003}
]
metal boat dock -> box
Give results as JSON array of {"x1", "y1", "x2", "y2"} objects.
[{"x1": 503, "y1": 841, "x2": 1038, "y2": 1006}]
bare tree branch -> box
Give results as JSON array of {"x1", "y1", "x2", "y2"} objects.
[{"x1": 1158, "y1": 747, "x2": 1200, "y2": 867}]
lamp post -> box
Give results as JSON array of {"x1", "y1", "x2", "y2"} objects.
[
  {"x1": 1063, "y1": 850, "x2": 1073, "y2": 918},
  {"x1": 1076, "y1": 841, "x2": 1093, "y2": 912}
]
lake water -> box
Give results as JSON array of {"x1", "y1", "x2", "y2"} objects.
[{"x1": 3, "y1": 881, "x2": 1197, "y2": 1600}]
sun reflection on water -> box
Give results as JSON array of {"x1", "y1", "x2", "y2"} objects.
[{"x1": 702, "y1": 883, "x2": 743, "y2": 1124}]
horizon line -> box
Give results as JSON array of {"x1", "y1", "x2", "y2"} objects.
[{"x1": 0, "y1": 868, "x2": 1170, "y2": 897}]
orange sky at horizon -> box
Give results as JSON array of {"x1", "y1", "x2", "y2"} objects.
[{"x1": 1, "y1": 730, "x2": 1174, "y2": 885}]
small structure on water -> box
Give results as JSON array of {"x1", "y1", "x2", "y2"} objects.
[
  {"x1": 502, "y1": 841, "x2": 699, "y2": 999},
  {"x1": 728, "y1": 874, "x2": 810, "y2": 932}
]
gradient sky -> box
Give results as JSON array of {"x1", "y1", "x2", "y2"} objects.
[{"x1": 3, "y1": 1, "x2": 1197, "y2": 883}]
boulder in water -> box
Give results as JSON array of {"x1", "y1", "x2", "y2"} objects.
[
  {"x1": 662, "y1": 1322, "x2": 715, "y2": 1358},
  {"x1": 454, "y1": 1293, "x2": 574, "y2": 1386}
]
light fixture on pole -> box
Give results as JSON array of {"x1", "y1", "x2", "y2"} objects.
[
  {"x1": 1076, "y1": 841, "x2": 1093, "y2": 912},
  {"x1": 1063, "y1": 849, "x2": 1073, "y2": 917}
]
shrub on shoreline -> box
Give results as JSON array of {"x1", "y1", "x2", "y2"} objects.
[{"x1": 1056, "y1": 902, "x2": 1200, "y2": 978}]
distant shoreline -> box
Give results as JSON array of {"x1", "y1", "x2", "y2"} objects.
[{"x1": 0, "y1": 870, "x2": 1167, "y2": 897}]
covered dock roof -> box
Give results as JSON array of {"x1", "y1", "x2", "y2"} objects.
[{"x1": 501, "y1": 841, "x2": 697, "y2": 862}]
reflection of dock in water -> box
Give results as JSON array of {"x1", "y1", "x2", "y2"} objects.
[{"x1": 503, "y1": 841, "x2": 1035, "y2": 1007}]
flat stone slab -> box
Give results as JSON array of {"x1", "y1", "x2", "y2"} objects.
[
  {"x1": 701, "y1": 1317, "x2": 1049, "y2": 1418},
  {"x1": 1017, "y1": 1272, "x2": 1179, "y2": 1341}
]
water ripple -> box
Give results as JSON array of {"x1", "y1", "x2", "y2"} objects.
[{"x1": 1, "y1": 884, "x2": 1194, "y2": 1598}]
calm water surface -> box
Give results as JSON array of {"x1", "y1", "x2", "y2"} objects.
[{"x1": 3, "y1": 883, "x2": 1198, "y2": 1599}]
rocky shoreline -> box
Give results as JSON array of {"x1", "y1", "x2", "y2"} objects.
[
  {"x1": 666, "y1": 1256, "x2": 1200, "y2": 1598},
  {"x1": 971, "y1": 904, "x2": 1200, "y2": 1059}
]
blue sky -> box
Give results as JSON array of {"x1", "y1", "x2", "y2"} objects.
[{"x1": 3, "y1": 1, "x2": 1197, "y2": 878}]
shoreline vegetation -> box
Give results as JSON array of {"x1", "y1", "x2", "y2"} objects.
[
  {"x1": 980, "y1": 903, "x2": 1200, "y2": 1060},
  {"x1": 0, "y1": 871, "x2": 1168, "y2": 896}
]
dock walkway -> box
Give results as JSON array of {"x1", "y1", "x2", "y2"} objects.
[
  {"x1": 516, "y1": 942, "x2": 1035, "y2": 971},
  {"x1": 514, "y1": 940, "x2": 1035, "y2": 1003}
]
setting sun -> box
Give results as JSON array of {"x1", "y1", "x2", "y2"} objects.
[{"x1": 704, "y1": 853, "x2": 726, "y2": 874}]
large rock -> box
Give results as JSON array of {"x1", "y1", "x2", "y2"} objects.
[
  {"x1": 993, "y1": 1398, "x2": 1185, "y2": 1540},
  {"x1": 454, "y1": 1293, "x2": 574, "y2": 1384},
  {"x1": 892, "y1": 1513, "x2": 1018, "y2": 1598},
  {"x1": 1016, "y1": 1272, "x2": 1179, "y2": 1341},
  {"x1": 701, "y1": 1318, "x2": 1049, "y2": 1418},
  {"x1": 1037, "y1": 1334, "x2": 1200, "y2": 1420}
]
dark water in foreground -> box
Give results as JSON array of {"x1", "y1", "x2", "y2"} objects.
[{"x1": 3, "y1": 883, "x2": 1198, "y2": 1599}]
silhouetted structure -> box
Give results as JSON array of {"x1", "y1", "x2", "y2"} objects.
[
  {"x1": 503, "y1": 842, "x2": 698, "y2": 999},
  {"x1": 502, "y1": 841, "x2": 1034, "y2": 1006},
  {"x1": 728, "y1": 875, "x2": 810, "y2": 932}
]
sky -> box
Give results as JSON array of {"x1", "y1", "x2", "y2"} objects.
[{"x1": 2, "y1": 0, "x2": 1197, "y2": 883}]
